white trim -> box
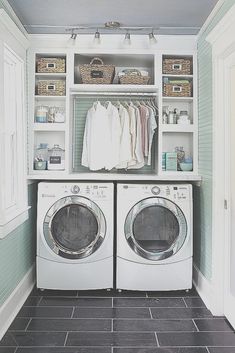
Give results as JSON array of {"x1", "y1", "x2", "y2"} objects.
[
  {"x1": 198, "y1": 0, "x2": 225, "y2": 37},
  {"x1": 0, "y1": 0, "x2": 28, "y2": 36},
  {"x1": 0, "y1": 9, "x2": 29, "y2": 49},
  {"x1": 0, "y1": 264, "x2": 35, "y2": 340},
  {"x1": 193, "y1": 264, "x2": 214, "y2": 313},
  {"x1": 0, "y1": 207, "x2": 30, "y2": 239},
  {"x1": 206, "y1": 3, "x2": 235, "y2": 46},
  {"x1": 204, "y1": 4, "x2": 235, "y2": 317}
]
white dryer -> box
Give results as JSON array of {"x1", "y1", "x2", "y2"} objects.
[
  {"x1": 116, "y1": 183, "x2": 193, "y2": 291},
  {"x1": 37, "y1": 182, "x2": 113, "y2": 290}
]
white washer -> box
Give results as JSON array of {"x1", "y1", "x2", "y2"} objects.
[
  {"x1": 37, "y1": 182, "x2": 113, "y2": 290},
  {"x1": 117, "y1": 183, "x2": 193, "y2": 291}
]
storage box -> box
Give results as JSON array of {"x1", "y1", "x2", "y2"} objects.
[
  {"x1": 163, "y1": 81, "x2": 192, "y2": 97},
  {"x1": 37, "y1": 58, "x2": 66, "y2": 73},
  {"x1": 163, "y1": 58, "x2": 191, "y2": 75},
  {"x1": 37, "y1": 80, "x2": 65, "y2": 96},
  {"x1": 165, "y1": 152, "x2": 177, "y2": 171}
]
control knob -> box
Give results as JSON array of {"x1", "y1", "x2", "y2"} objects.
[
  {"x1": 71, "y1": 185, "x2": 80, "y2": 194},
  {"x1": 151, "y1": 186, "x2": 160, "y2": 195}
]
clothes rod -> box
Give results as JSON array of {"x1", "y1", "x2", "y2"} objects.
[{"x1": 71, "y1": 92, "x2": 157, "y2": 96}]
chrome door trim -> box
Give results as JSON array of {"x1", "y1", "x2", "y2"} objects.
[
  {"x1": 124, "y1": 197, "x2": 187, "y2": 261},
  {"x1": 43, "y1": 195, "x2": 106, "y2": 259}
]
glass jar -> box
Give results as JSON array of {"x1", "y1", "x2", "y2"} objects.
[
  {"x1": 168, "y1": 111, "x2": 177, "y2": 124},
  {"x1": 178, "y1": 110, "x2": 190, "y2": 124},
  {"x1": 47, "y1": 144, "x2": 65, "y2": 170},
  {"x1": 35, "y1": 106, "x2": 48, "y2": 123},
  {"x1": 34, "y1": 143, "x2": 48, "y2": 170}
]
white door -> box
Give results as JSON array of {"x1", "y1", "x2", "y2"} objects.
[{"x1": 224, "y1": 64, "x2": 235, "y2": 328}]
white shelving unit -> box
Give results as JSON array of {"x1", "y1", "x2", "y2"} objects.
[
  {"x1": 27, "y1": 42, "x2": 200, "y2": 181},
  {"x1": 158, "y1": 54, "x2": 198, "y2": 176}
]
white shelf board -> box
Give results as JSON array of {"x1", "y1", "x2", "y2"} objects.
[
  {"x1": 27, "y1": 172, "x2": 201, "y2": 181},
  {"x1": 70, "y1": 84, "x2": 158, "y2": 94},
  {"x1": 162, "y1": 74, "x2": 193, "y2": 78},
  {"x1": 161, "y1": 124, "x2": 195, "y2": 133},
  {"x1": 162, "y1": 96, "x2": 193, "y2": 101},
  {"x1": 33, "y1": 123, "x2": 66, "y2": 131},
  {"x1": 35, "y1": 73, "x2": 67, "y2": 77},
  {"x1": 34, "y1": 95, "x2": 66, "y2": 101}
]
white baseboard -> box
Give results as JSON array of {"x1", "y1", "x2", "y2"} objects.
[
  {"x1": 0, "y1": 264, "x2": 35, "y2": 340},
  {"x1": 193, "y1": 264, "x2": 214, "y2": 313}
]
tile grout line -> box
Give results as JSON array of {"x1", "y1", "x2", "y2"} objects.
[
  {"x1": 37, "y1": 296, "x2": 43, "y2": 306},
  {"x1": 182, "y1": 297, "x2": 188, "y2": 308},
  {"x1": 63, "y1": 331, "x2": 69, "y2": 347},
  {"x1": 71, "y1": 307, "x2": 75, "y2": 318},
  {"x1": 154, "y1": 331, "x2": 160, "y2": 347},
  {"x1": 24, "y1": 318, "x2": 32, "y2": 331},
  {"x1": 192, "y1": 318, "x2": 199, "y2": 332}
]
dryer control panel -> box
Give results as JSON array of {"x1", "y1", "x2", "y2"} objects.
[{"x1": 120, "y1": 184, "x2": 192, "y2": 201}]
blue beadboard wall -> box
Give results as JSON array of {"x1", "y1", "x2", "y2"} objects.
[
  {"x1": 0, "y1": 183, "x2": 37, "y2": 307},
  {"x1": 195, "y1": 0, "x2": 235, "y2": 279}
]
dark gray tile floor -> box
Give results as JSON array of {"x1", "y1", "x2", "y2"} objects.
[{"x1": 1, "y1": 287, "x2": 235, "y2": 353}]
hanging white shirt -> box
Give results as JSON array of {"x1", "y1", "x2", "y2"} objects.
[
  {"x1": 81, "y1": 101, "x2": 111, "y2": 171},
  {"x1": 106, "y1": 102, "x2": 121, "y2": 170},
  {"x1": 147, "y1": 106, "x2": 157, "y2": 165},
  {"x1": 116, "y1": 104, "x2": 132, "y2": 169}
]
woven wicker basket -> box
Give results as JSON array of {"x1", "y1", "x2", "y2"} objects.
[
  {"x1": 37, "y1": 58, "x2": 66, "y2": 73},
  {"x1": 163, "y1": 82, "x2": 192, "y2": 97},
  {"x1": 163, "y1": 58, "x2": 191, "y2": 75},
  {"x1": 37, "y1": 80, "x2": 66, "y2": 96},
  {"x1": 119, "y1": 72, "x2": 150, "y2": 85},
  {"x1": 79, "y1": 57, "x2": 115, "y2": 84}
]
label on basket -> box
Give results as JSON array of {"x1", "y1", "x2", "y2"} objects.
[
  {"x1": 47, "y1": 63, "x2": 56, "y2": 68},
  {"x1": 49, "y1": 156, "x2": 61, "y2": 164},
  {"x1": 172, "y1": 85, "x2": 182, "y2": 93},
  {"x1": 47, "y1": 84, "x2": 56, "y2": 91},
  {"x1": 172, "y1": 63, "x2": 182, "y2": 71},
  {"x1": 91, "y1": 70, "x2": 103, "y2": 78}
]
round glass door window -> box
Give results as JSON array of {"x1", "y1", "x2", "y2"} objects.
[
  {"x1": 125, "y1": 197, "x2": 187, "y2": 260},
  {"x1": 43, "y1": 196, "x2": 106, "y2": 259}
]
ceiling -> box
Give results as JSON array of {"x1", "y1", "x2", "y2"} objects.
[{"x1": 7, "y1": 0, "x2": 220, "y2": 35}]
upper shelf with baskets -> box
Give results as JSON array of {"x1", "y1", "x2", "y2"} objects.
[{"x1": 74, "y1": 53, "x2": 155, "y2": 86}]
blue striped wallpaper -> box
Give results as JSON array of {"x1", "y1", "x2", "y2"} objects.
[{"x1": 0, "y1": 183, "x2": 37, "y2": 307}]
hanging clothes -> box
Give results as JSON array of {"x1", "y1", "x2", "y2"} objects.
[
  {"x1": 116, "y1": 103, "x2": 132, "y2": 169},
  {"x1": 81, "y1": 98, "x2": 158, "y2": 172},
  {"x1": 106, "y1": 101, "x2": 121, "y2": 170},
  {"x1": 81, "y1": 101, "x2": 111, "y2": 171}
]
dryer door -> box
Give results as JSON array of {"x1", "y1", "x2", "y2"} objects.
[
  {"x1": 125, "y1": 197, "x2": 187, "y2": 260},
  {"x1": 43, "y1": 196, "x2": 106, "y2": 259}
]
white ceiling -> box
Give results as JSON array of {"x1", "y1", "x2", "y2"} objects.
[{"x1": 7, "y1": 0, "x2": 220, "y2": 35}]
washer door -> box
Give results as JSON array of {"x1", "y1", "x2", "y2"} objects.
[
  {"x1": 125, "y1": 197, "x2": 187, "y2": 261},
  {"x1": 43, "y1": 196, "x2": 106, "y2": 259}
]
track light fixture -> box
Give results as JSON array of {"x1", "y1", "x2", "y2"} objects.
[
  {"x1": 93, "y1": 29, "x2": 101, "y2": 46},
  {"x1": 148, "y1": 31, "x2": 157, "y2": 45},
  {"x1": 67, "y1": 32, "x2": 77, "y2": 46},
  {"x1": 123, "y1": 32, "x2": 131, "y2": 46},
  {"x1": 66, "y1": 22, "x2": 160, "y2": 46}
]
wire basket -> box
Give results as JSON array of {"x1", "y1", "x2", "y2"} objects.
[{"x1": 79, "y1": 57, "x2": 115, "y2": 84}]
